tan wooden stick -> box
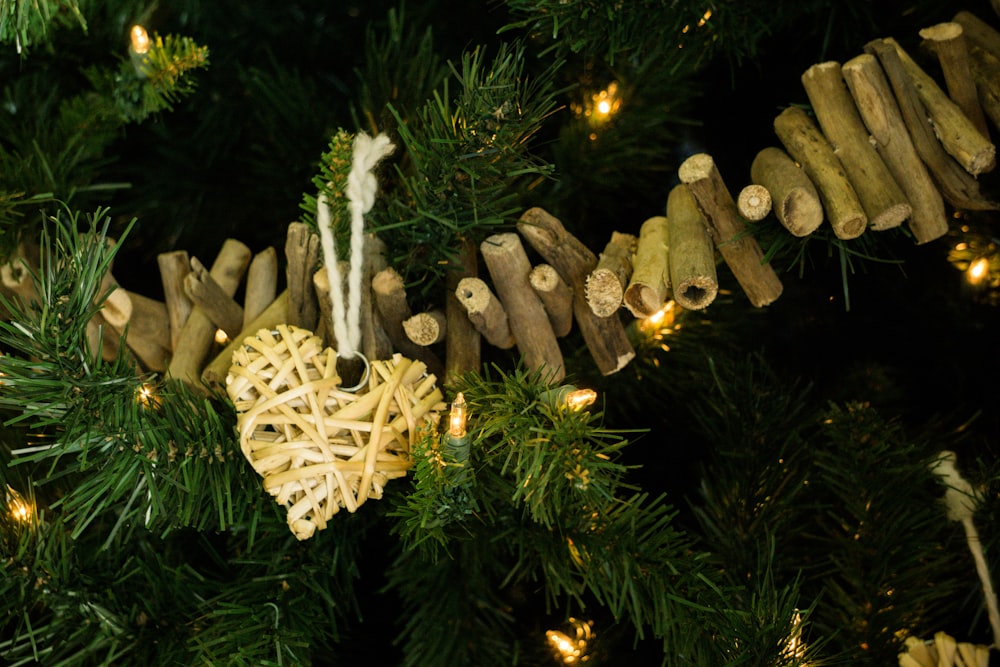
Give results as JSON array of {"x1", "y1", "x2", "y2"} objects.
[
  {"x1": 244, "y1": 247, "x2": 278, "y2": 329},
  {"x1": 842, "y1": 53, "x2": 949, "y2": 244},
  {"x1": 750, "y1": 147, "x2": 824, "y2": 237},
  {"x1": 953, "y1": 10, "x2": 1000, "y2": 59},
  {"x1": 518, "y1": 208, "x2": 635, "y2": 375},
  {"x1": 623, "y1": 216, "x2": 670, "y2": 318},
  {"x1": 202, "y1": 290, "x2": 289, "y2": 387},
  {"x1": 530, "y1": 264, "x2": 574, "y2": 336},
  {"x1": 111, "y1": 291, "x2": 172, "y2": 372},
  {"x1": 157, "y1": 250, "x2": 192, "y2": 351},
  {"x1": 455, "y1": 277, "x2": 515, "y2": 349},
  {"x1": 774, "y1": 106, "x2": 867, "y2": 239},
  {"x1": 884, "y1": 37, "x2": 995, "y2": 175},
  {"x1": 168, "y1": 239, "x2": 251, "y2": 386},
  {"x1": 372, "y1": 267, "x2": 444, "y2": 377},
  {"x1": 285, "y1": 222, "x2": 320, "y2": 330},
  {"x1": 586, "y1": 232, "x2": 636, "y2": 317},
  {"x1": 667, "y1": 183, "x2": 718, "y2": 311},
  {"x1": 678, "y1": 153, "x2": 784, "y2": 307},
  {"x1": 802, "y1": 61, "x2": 912, "y2": 231},
  {"x1": 404, "y1": 310, "x2": 447, "y2": 346},
  {"x1": 480, "y1": 233, "x2": 565, "y2": 381},
  {"x1": 361, "y1": 234, "x2": 393, "y2": 362},
  {"x1": 967, "y1": 45, "x2": 1000, "y2": 133},
  {"x1": 921, "y1": 22, "x2": 991, "y2": 140},
  {"x1": 184, "y1": 256, "x2": 245, "y2": 338},
  {"x1": 865, "y1": 39, "x2": 999, "y2": 210},
  {"x1": 444, "y1": 238, "x2": 481, "y2": 384},
  {"x1": 737, "y1": 184, "x2": 772, "y2": 222}
]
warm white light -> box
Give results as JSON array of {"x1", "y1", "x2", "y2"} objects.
[
  {"x1": 546, "y1": 618, "x2": 593, "y2": 664},
  {"x1": 565, "y1": 388, "x2": 597, "y2": 411},
  {"x1": 215, "y1": 329, "x2": 229, "y2": 345},
  {"x1": 597, "y1": 99, "x2": 611, "y2": 115},
  {"x1": 641, "y1": 301, "x2": 676, "y2": 330},
  {"x1": 136, "y1": 383, "x2": 159, "y2": 409},
  {"x1": 6, "y1": 485, "x2": 32, "y2": 524},
  {"x1": 130, "y1": 25, "x2": 151, "y2": 55},
  {"x1": 449, "y1": 392, "x2": 467, "y2": 438},
  {"x1": 967, "y1": 257, "x2": 990, "y2": 284}
]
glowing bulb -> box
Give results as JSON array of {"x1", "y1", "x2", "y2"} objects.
[
  {"x1": 136, "y1": 383, "x2": 160, "y2": 409},
  {"x1": 130, "y1": 25, "x2": 151, "y2": 55},
  {"x1": 215, "y1": 329, "x2": 230, "y2": 345},
  {"x1": 640, "y1": 301, "x2": 676, "y2": 331},
  {"x1": 565, "y1": 388, "x2": 597, "y2": 411},
  {"x1": 597, "y1": 99, "x2": 611, "y2": 115},
  {"x1": 967, "y1": 257, "x2": 990, "y2": 284},
  {"x1": 546, "y1": 618, "x2": 593, "y2": 664},
  {"x1": 6, "y1": 485, "x2": 32, "y2": 524},
  {"x1": 449, "y1": 392, "x2": 467, "y2": 438}
]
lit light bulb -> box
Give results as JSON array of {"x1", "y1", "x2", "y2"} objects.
[
  {"x1": 215, "y1": 329, "x2": 230, "y2": 345},
  {"x1": 564, "y1": 388, "x2": 597, "y2": 411},
  {"x1": 449, "y1": 392, "x2": 467, "y2": 438},
  {"x1": 136, "y1": 382, "x2": 159, "y2": 409},
  {"x1": 130, "y1": 25, "x2": 151, "y2": 55},
  {"x1": 640, "y1": 301, "x2": 676, "y2": 331},
  {"x1": 967, "y1": 257, "x2": 990, "y2": 285},
  {"x1": 6, "y1": 485, "x2": 32, "y2": 524},
  {"x1": 546, "y1": 618, "x2": 594, "y2": 664}
]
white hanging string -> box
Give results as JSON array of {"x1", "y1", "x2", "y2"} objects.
[{"x1": 316, "y1": 131, "x2": 395, "y2": 359}]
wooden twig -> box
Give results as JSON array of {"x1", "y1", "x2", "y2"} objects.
[
  {"x1": 585, "y1": 232, "x2": 636, "y2": 317},
  {"x1": 285, "y1": 222, "x2": 320, "y2": 331},
  {"x1": 157, "y1": 250, "x2": 192, "y2": 351},
  {"x1": 202, "y1": 290, "x2": 290, "y2": 387},
  {"x1": 480, "y1": 233, "x2": 565, "y2": 381},
  {"x1": 921, "y1": 22, "x2": 991, "y2": 140},
  {"x1": 372, "y1": 267, "x2": 444, "y2": 377},
  {"x1": 666, "y1": 184, "x2": 718, "y2": 311},
  {"x1": 184, "y1": 256, "x2": 244, "y2": 338},
  {"x1": 737, "y1": 184, "x2": 772, "y2": 222},
  {"x1": 774, "y1": 106, "x2": 867, "y2": 239},
  {"x1": 404, "y1": 310, "x2": 447, "y2": 346},
  {"x1": 678, "y1": 153, "x2": 783, "y2": 308},
  {"x1": 842, "y1": 53, "x2": 949, "y2": 244},
  {"x1": 518, "y1": 208, "x2": 635, "y2": 376},
  {"x1": 623, "y1": 216, "x2": 670, "y2": 318},
  {"x1": 750, "y1": 147, "x2": 824, "y2": 237},
  {"x1": 111, "y1": 291, "x2": 172, "y2": 372},
  {"x1": 244, "y1": 247, "x2": 278, "y2": 329},
  {"x1": 444, "y1": 238, "x2": 481, "y2": 384},
  {"x1": 455, "y1": 277, "x2": 515, "y2": 349},
  {"x1": 530, "y1": 264, "x2": 574, "y2": 336}
]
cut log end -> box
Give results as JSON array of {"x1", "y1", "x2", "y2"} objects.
[
  {"x1": 675, "y1": 277, "x2": 719, "y2": 311},
  {"x1": 737, "y1": 185, "x2": 773, "y2": 221},
  {"x1": 781, "y1": 189, "x2": 825, "y2": 236}
]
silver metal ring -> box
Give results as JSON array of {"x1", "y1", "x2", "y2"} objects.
[{"x1": 339, "y1": 351, "x2": 370, "y2": 393}]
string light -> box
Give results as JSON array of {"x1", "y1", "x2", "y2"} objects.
[
  {"x1": 967, "y1": 257, "x2": 990, "y2": 285},
  {"x1": 449, "y1": 392, "x2": 467, "y2": 438},
  {"x1": 564, "y1": 388, "x2": 597, "y2": 411},
  {"x1": 215, "y1": 329, "x2": 230, "y2": 345},
  {"x1": 443, "y1": 392, "x2": 471, "y2": 464},
  {"x1": 130, "y1": 25, "x2": 151, "y2": 55},
  {"x1": 546, "y1": 617, "x2": 594, "y2": 664},
  {"x1": 5, "y1": 485, "x2": 33, "y2": 524},
  {"x1": 136, "y1": 382, "x2": 161, "y2": 410}
]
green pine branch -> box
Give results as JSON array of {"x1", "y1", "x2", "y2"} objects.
[{"x1": 0, "y1": 0, "x2": 86, "y2": 56}]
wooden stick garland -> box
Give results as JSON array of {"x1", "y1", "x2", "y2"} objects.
[
  {"x1": 801, "y1": 61, "x2": 912, "y2": 231},
  {"x1": 749, "y1": 147, "x2": 824, "y2": 237},
  {"x1": 480, "y1": 232, "x2": 565, "y2": 382},
  {"x1": 841, "y1": 53, "x2": 950, "y2": 244},
  {"x1": 774, "y1": 106, "x2": 868, "y2": 239},
  {"x1": 678, "y1": 153, "x2": 784, "y2": 308},
  {"x1": 455, "y1": 277, "x2": 516, "y2": 349},
  {"x1": 921, "y1": 22, "x2": 991, "y2": 140},
  {"x1": 518, "y1": 207, "x2": 636, "y2": 376},
  {"x1": 666, "y1": 183, "x2": 718, "y2": 311},
  {"x1": 371, "y1": 267, "x2": 444, "y2": 378}
]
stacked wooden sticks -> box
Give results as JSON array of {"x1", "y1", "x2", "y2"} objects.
[{"x1": 3, "y1": 12, "x2": 999, "y2": 385}]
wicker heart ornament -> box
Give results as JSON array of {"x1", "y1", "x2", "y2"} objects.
[{"x1": 226, "y1": 325, "x2": 444, "y2": 540}]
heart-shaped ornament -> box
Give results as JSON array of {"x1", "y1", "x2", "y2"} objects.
[{"x1": 226, "y1": 324, "x2": 444, "y2": 540}]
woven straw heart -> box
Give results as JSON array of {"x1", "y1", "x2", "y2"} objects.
[{"x1": 226, "y1": 324, "x2": 444, "y2": 540}]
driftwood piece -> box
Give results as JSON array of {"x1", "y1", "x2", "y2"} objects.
[
  {"x1": 737, "y1": 184, "x2": 772, "y2": 221},
  {"x1": 866, "y1": 39, "x2": 999, "y2": 210},
  {"x1": 361, "y1": 234, "x2": 393, "y2": 362},
  {"x1": 530, "y1": 264, "x2": 574, "y2": 336},
  {"x1": 666, "y1": 184, "x2": 718, "y2": 311},
  {"x1": 157, "y1": 250, "x2": 192, "y2": 352},
  {"x1": 678, "y1": 153, "x2": 784, "y2": 308},
  {"x1": 404, "y1": 310, "x2": 447, "y2": 346},
  {"x1": 285, "y1": 222, "x2": 320, "y2": 331},
  {"x1": 244, "y1": 247, "x2": 278, "y2": 329},
  {"x1": 372, "y1": 267, "x2": 444, "y2": 377},
  {"x1": 517, "y1": 208, "x2": 635, "y2": 376},
  {"x1": 968, "y1": 45, "x2": 1000, "y2": 133},
  {"x1": 202, "y1": 290, "x2": 289, "y2": 387},
  {"x1": 953, "y1": 10, "x2": 1000, "y2": 59},
  {"x1": 623, "y1": 216, "x2": 670, "y2": 318},
  {"x1": 480, "y1": 233, "x2": 564, "y2": 381},
  {"x1": 455, "y1": 277, "x2": 515, "y2": 349},
  {"x1": 802, "y1": 61, "x2": 912, "y2": 230},
  {"x1": 842, "y1": 53, "x2": 949, "y2": 244},
  {"x1": 110, "y1": 291, "x2": 172, "y2": 372},
  {"x1": 921, "y1": 22, "x2": 991, "y2": 140},
  {"x1": 444, "y1": 238, "x2": 480, "y2": 384},
  {"x1": 585, "y1": 232, "x2": 636, "y2": 317},
  {"x1": 774, "y1": 106, "x2": 867, "y2": 239},
  {"x1": 184, "y1": 256, "x2": 245, "y2": 338},
  {"x1": 750, "y1": 147, "x2": 824, "y2": 236},
  {"x1": 167, "y1": 239, "x2": 252, "y2": 386},
  {"x1": 884, "y1": 37, "x2": 995, "y2": 175},
  {"x1": 311, "y1": 262, "x2": 341, "y2": 345}
]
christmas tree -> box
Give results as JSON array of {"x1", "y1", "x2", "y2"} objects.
[{"x1": 2, "y1": 1, "x2": 1000, "y2": 665}]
